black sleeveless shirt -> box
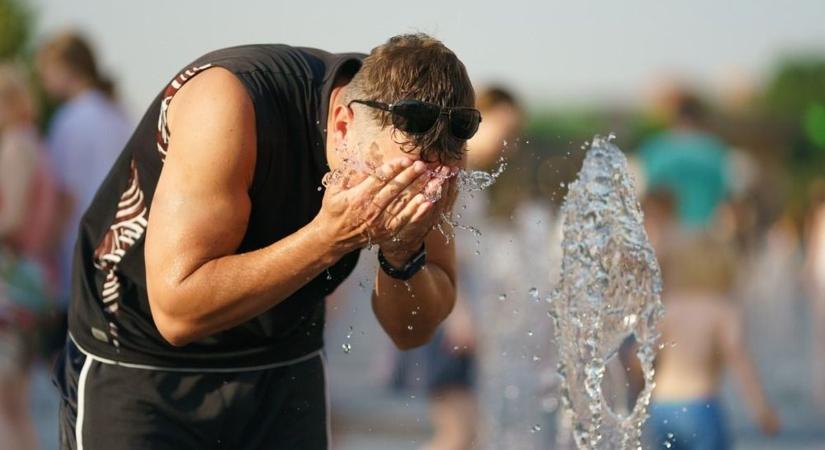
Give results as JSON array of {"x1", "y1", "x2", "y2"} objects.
[{"x1": 68, "y1": 45, "x2": 364, "y2": 369}]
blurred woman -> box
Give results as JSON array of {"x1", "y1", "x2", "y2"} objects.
[
  {"x1": 36, "y1": 31, "x2": 131, "y2": 311},
  {"x1": 0, "y1": 63, "x2": 59, "y2": 450}
]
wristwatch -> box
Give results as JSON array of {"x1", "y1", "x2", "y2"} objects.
[{"x1": 378, "y1": 244, "x2": 427, "y2": 281}]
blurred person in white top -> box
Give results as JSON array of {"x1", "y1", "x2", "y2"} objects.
[{"x1": 36, "y1": 31, "x2": 132, "y2": 305}]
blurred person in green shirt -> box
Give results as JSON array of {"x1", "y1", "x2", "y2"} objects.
[{"x1": 638, "y1": 93, "x2": 730, "y2": 230}]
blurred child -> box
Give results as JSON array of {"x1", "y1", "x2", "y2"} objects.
[{"x1": 646, "y1": 232, "x2": 780, "y2": 449}]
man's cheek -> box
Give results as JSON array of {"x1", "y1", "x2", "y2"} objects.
[{"x1": 366, "y1": 142, "x2": 384, "y2": 169}]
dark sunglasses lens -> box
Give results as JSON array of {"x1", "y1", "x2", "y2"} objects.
[
  {"x1": 450, "y1": 110, "x2": 481, "y2": 139},
  {"x1": 391, "y1": 101, "x2": 440, "y2": 133}
]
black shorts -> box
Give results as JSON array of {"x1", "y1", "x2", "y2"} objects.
[{"x1": 53, "y1": 338, "x2": 330, "y2": 450}]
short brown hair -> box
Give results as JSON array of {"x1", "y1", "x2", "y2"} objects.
[{"x1": 345, "y1": 34, "x2": 474, "y2": 163}]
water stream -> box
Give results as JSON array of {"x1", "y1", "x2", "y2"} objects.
[{"x1": 548, "y1": 135, "x2": 664, "y2": 449}]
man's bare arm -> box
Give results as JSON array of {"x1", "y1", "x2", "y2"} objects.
[
  {"x1": 372, "y1": 172, "x2": 460, "y2": 350},
  {"x1": 145, "y1": 68, "x2": 345, "y2": 346},
  {"x1": 372, "y1": 228, "x2": 457, "y2": 349}
]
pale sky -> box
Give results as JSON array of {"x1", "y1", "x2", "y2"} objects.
[{"x1": 28, "y1": 0, "x2": 825, "y2": 119}]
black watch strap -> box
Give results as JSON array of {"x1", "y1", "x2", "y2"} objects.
[{"x1": 377, "y1": 244, "x2": 427, "y2": 281}]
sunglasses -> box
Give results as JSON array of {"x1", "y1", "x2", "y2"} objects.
[{"x1": 348, "y1": 99, "x2": 482, "y2": 140}]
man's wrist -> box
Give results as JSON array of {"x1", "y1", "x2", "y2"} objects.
[
  {"x1": 378, "y1": 243, "x2": 427, "y2": 281},
  {"x1": 307, "y1": 217, "x2": 347, "y2": 267},
  {"x1": 380, "y1": 245, "x2": 420, "y2": 268}
]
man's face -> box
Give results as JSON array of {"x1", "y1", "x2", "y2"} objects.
[{"x1": 344, "y1": 114, "x2": 463, "y2": 177}]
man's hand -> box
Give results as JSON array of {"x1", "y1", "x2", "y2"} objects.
[
  {"x1": 378, "y1": 166, "x2": 460, "y2": 266},
  {"x1": 312, "y1": 157, "x2": 451, "y2": 259}
]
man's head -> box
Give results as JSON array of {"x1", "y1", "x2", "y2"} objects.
[{"x1": 328, "y1": 34, "x2": 476, "y2": 173}]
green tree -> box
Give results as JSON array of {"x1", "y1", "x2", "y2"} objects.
[{"x1": 0, "y1": 0, "x2": 32, "y2": 59}]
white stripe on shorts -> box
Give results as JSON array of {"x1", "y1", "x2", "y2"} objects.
[
  {"x1": 321, "y1": 352, "x2": 332, "y2": 450},
  {"x1": 75, "y1": 356, "x2": 93, "y2": 450},
  {"x1": 69, "y1": 333, "x2": 321, "y2": 373}
]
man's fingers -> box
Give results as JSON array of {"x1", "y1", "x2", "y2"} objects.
[
  {"x1": 370, "y1": 160, "x2": 429, "y2": 210},
  {"x1": 385, "y1": 193, "x2": 431, "y2": 233},
  {"x1": 383, "y1": 168, "x2": 432, "y2": 217},
  {"x1": 423, "y1": 168, "x2": 448, "y2": 202},
  {"x1": 359, "y1": 157, "x2": 413, "y2": 194},
  {"x1": 438, "y1": 170, "x2": 460, "y2": 214}
]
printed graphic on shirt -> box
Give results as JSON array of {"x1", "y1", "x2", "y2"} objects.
[{"x1": 91, "y1": 63, "x2": 213, "y2": 348}]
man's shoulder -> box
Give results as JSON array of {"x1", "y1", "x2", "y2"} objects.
[{"x1": 191, "y1": 44, "x2": 363, "y2": 82}]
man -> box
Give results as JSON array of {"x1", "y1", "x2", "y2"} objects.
[{"x1": 54, "y1": 34, "x2": 479, "y2": 449}]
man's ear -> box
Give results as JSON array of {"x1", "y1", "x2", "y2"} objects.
[{"x1": 331, "y1": 103, "x2": 354, "y2": 149}]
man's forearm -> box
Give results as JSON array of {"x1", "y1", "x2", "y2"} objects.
[
  {"x1": 149, "y1": 219, "x2": 343, "y2": 346},
  {"x1": 371, "y1": 262, "x2": 456, "y2": 350}
]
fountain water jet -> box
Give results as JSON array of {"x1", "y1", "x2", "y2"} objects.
[{"x1": 548, "y1": 135, "x2": 664, "y2": 449}]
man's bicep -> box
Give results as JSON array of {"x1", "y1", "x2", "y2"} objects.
[{"x1": 145, "y1": 68, "x2": 256, "y2": 289}]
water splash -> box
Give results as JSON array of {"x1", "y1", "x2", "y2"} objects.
[
  {"x1": 322, "y1": 140, "x2": 508, "y2": 250},
  {"x1": 458, "y1": 156, "x2": 508, "y2": 193},
  {"x1": 548, "y1": 135, "x2": 663, "y2": 450},
  {"x1": 341, "y1": 325, "x2": 354, "y2": 354}
]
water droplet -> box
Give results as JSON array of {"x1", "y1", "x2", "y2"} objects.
[
  {"x1": 341, "y1": 343, "x2": 352, "y2": 353},
  {"x1": 407, "y1": 325, "x2": 414, "y2": 331},
  {"x1": 532, "y1": 355, "x2": 541, "y2": 362},
  {"x1": 528, "y1": 287, "x2": 540, "y2": 301},
  {"x1": 498, "y1": 293, "x2": 507, "y2": 302},
  {"x1": 317, "y1": 186, "x2": 323, "y2": 191},
  {"x1": 530, "y1": 424, "x2": 542, "y2": 433},
  {"x1": 527, "y1": 330, "x2": 534, "y2": 337}
]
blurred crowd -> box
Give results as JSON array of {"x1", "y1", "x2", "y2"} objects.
[
  {"x1": 0, "y1": 31, "x2": 131, "y2": 450},
  {"x1": 2, "y1": 6, "x2": 825, "y2": 450},
  {"x1": 367, "y1": 84, "x2": 825, "y2": 450}
]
